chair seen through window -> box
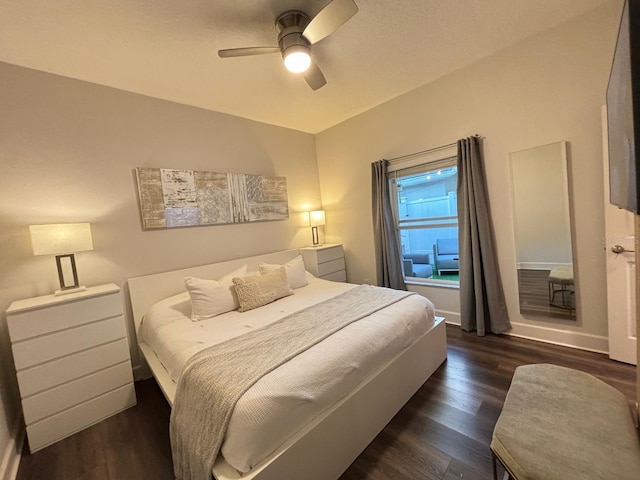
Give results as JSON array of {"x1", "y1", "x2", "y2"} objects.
[{"x1": 392, "y1": 157, "x2": 459, "y2": 282}]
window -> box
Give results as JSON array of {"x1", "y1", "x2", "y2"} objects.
[{"x1": 390, "y1": 153, "x2": 459, "y2": 284}]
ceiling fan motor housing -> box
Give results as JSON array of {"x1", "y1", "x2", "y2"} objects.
[{"x1": 276, "y1": 11, "x2": 312, "y2": 59}]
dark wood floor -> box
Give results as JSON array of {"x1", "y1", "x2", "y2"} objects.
[
  {"x1": 517, "y1": 269, "x2": 575, "y2": 321},
  {"x1": 16, "y1": 325, "x2": 636, "y2": 480}
]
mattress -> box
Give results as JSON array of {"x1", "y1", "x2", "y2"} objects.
[{"x1": 138, "y1": 275, "x2": 436, "y2": 473}]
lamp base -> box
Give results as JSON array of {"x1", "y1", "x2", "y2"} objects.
[
  {"x1": 311, "y1": 226, "x2": 320, "y2": 246},
  {"x1": 54, "y1": 285, "x2": 87, "y2": 296},
  {"x1": 55, "y1": 253, "x2": 82, "y2": 293}
]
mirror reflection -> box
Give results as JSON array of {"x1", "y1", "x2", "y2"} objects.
[{"x1": 510, "y1": 141, "x2": 576, "y2": 320}]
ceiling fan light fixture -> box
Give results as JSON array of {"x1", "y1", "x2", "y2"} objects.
[
  {"x1": 218, "y1": 0, "x2": 359, "y2": 89},
  {"x1": 283, "y1": 45, "x2": 311, "y2": 73}
]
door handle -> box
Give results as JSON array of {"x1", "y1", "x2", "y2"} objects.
[{"x1": 611, "y1": 244, "x2": 635, "y2": 254}]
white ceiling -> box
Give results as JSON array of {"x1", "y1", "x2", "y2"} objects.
[{"x1": 0, "y1": 0, "x2": 610, "y2": 134}]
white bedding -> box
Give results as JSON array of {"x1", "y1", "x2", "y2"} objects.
[{"x1": 139, "y1": 275, "x2": 436, "y2": 474}]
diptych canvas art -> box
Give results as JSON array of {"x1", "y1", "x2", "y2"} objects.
[{"x1": 135, "y1": 167, "x2": 289, "y2": 230}]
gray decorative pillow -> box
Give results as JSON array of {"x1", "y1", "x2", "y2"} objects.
[{"x1": 232, "y1": 267, "x2": 293, "y2": 312}]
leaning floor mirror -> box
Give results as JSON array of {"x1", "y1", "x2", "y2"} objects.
[{"x1": 510, "y1": 141, "x2": 576, "y2": 321}]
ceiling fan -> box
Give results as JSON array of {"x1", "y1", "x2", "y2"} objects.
[{"x1": 218, "y1": 0, "x2": 358, "y2": 90}]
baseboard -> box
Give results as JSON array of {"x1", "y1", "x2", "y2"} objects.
[
  {"x1": 0, "y1": 415, "x2": 24, "y2": 480},
  {"x1": 507, "y1": 322, "x2": 608, "y2": 353},
  {"x1": 437, "y1": 310, "x2": 460, "y2": 325},
  {"x1": 516, "y1": 262, "x2": 571, "y2": 270},
  {"x1": 443, "y1": 318, "x2": 608, "y2": 353}
]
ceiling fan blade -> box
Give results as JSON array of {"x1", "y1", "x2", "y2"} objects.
[
  {"x1": 304, "y1": 62, "x2": 327, "y2": 90},
  {"x1": 218, "y1": 47, "x2": 280, "y2": 58},
  {"x1": 303, "y1": 0, "x2": 358, "y2": 44}
]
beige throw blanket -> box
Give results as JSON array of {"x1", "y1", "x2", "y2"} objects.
[{"x1": 170, "y1": 284, "x2": 413, "y2": 480}]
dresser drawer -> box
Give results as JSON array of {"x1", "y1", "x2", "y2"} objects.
[
  {"x1": 17, "y1": 339, "x2": 131, "y2": 398},
  {"x1": 7, "y1": 291, "x2": 122, "y2": 342},
  {"x1": 315, "y1": 246, "x2": 344, "y2": 263},
  {"x1": 321, "y1": 270, "x2": 347, "y2": 282},
  {"x1": 27, "y1": 383, "x2": 136, "y2": 453},
  {"x1": 12, "y1": 315, "x2": 127, "y2": 370},
  {"x1": 22, "y1": 361, "x2": 134, "y2": 425},
  {"x1": 316, "y1": 258, "x2": 346, "y2": 277}
]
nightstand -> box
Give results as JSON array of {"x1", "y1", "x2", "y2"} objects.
[
  {"x1": 6, "y1": 283, "x2": 136, "y2": 453},
  {"x1": 300, "y1": 244, "x2": 347, "y2": 282}
]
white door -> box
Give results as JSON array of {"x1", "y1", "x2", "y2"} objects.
[{"x1": 602, "y1": 106, "x2": 637, "y2": 365}]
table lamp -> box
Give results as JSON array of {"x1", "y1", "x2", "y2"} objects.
[
  {"x1": 309, "y1": 210, "x2": 325, "y2": 246},
  {"x1": 29, "y1": 223, "x2": 93, "y2": 295}
]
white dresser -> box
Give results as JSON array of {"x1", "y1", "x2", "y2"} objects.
[
  {"x1": 6, "y1": 283, "x2": 136, "y2": 453},
  {"x1": 300, "y1": 244, "x2": 347, "y2": 282}
]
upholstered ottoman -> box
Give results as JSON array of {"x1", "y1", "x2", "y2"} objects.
[
  {"x1": 491, "y1": 364, "x2": 640, "y2": 480},
  {"x1": 548, "y1": 266, "x2": 574, "y2": 311}
]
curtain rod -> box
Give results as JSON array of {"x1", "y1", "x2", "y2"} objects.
[{"x1": 387, "y1": 134, "x2": 484, "y2": 162}]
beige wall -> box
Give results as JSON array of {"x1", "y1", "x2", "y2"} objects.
[
  {"x1": 316, "y1": 2, "x2": 621, "y2": 350},
  {"x1": 0, "y1": 0, "x2": 629, "y2": 470},
  {"x1": 0, "y1": 62, "x2": 320, "y2": 470},
  {"x1": 511, "y1": 142, "x2": 572, "y2": 267}
]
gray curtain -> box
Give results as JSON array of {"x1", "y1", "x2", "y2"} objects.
[
  {"x1": 457, "y1": 137, "x2": 511, "y2": 335},
  {"x1": 371, "y1": 160, "x2": 407, "y2": 290}
]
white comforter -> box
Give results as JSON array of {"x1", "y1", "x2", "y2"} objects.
[{"x1": 139, "y1": 276, "x2": 435, "y2": 473}]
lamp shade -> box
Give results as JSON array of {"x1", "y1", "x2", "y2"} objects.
[
  {"x1": 29, "y1": 223, "x2": 93, "y2": 256},
  {"x1": 309, "y1": 210, "x2": 326, "y2": 227}
]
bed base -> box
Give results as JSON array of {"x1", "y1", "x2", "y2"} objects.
[
  {"x1": 139, "y1": 318, "x2": 446, "y2": 480},
  {"x1": 128, "y1": 249, "x2": 447, "y2": 480}
]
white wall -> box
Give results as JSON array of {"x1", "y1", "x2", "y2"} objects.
[
  {"x1": 0, "y1": 62, "x2": 321, "y2": 472},
  {"x1": 316, "y1": 2, "x2": 621, "y2": 351}
]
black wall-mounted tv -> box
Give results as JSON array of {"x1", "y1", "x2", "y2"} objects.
[{"x1": 607, "y1": 0, "x2": 640, "y2": 213}]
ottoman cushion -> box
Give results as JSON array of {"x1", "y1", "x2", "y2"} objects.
[{"x1": 491, "y1": 364, "x2": 640, "y2": 480}]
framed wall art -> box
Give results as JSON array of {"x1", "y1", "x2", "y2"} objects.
[{"x1": 135, "y1": 167, "x2": 289, "y2": 230}]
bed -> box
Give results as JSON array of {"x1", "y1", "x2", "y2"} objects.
[{"x1": 128, "y1": 248, "x2": 447, "y2": 480}]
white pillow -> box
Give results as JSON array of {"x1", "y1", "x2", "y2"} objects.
[
  {"x1": 185, "y1": 264, "x2": 248, "y2": 321},
  {"x1": 259, "y1": 255, "x2": 309, "y2": 289}
]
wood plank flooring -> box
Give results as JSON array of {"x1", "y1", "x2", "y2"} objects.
[
  {"x1": 16, "y1": 325, "x2": 636, "y2": 480},
  {"x1": 517, "y1": 269, "x2": 575, "y2": 320}
]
